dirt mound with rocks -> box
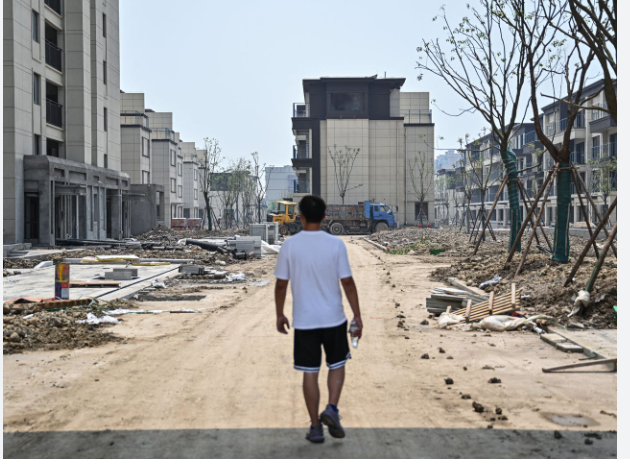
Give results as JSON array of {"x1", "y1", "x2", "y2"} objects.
[{"x1": 2, "y1": 300, "x2": 133, "y2": 354}]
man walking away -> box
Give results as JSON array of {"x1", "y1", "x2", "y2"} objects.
[{"x1": 274, "y1": 195, "x2": 363, "y2": 443}]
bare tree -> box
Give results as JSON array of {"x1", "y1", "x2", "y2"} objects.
[
  {"x1": 200, "y1": 138, "x2": 223, "y2": 231},
  {"x1": 417, "y1": 0, "x2": 532, "y2": 252},
  {"x1": 408, "y1": 153, "x2": 434, "y2": 225},
  {"x1": 251, "y1": 152, "x2": 269, "y2": 223},
  {"x1": 329, "y1": 145, "x2": 363, "y2": 204},
  {"x1": 502, "y1": 0, "x2": 596, "y2": 262}
]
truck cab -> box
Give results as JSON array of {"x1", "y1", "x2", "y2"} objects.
[{"x1": 366, "y1": 202, "x2": 396, "y2": 228}]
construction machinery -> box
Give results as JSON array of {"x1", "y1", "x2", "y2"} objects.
[{"x1": 267, "y1": 201, "x2": 302, "y2": 236}]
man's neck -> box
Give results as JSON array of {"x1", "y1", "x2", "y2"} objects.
[{"x1": 302, "y1": 223, "x2": 321, "y2": 232}]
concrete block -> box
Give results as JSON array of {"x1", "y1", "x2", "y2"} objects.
[
  {"x1": 540, "y1": 334, "x2": 567, "y2": 346},
  {"x1": 178, "y1": 265, "x2": 205, "y2": 275},
  {"x1": 556, "y1": 342, "x2": 584, "y2": 353},
  {"x1": 104, "y1": 268, "x2": 138, "y2": 280}
]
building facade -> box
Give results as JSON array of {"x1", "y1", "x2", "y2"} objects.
[
  {"x1": 265, "y1": 165, "x2": 297, "y2": 207},
  {"x1": 4, "y1": 0, "x2": 130, "y2": 245},
  {"x1": 290, "y1": 76, "x2": 435, "y2": 225},
  {"x1": 435, "y1": 79, "x2": 616, "y2": 232},
  {"x1": 145, "y1": 111, "x2": 183, "y2": 227},
  {"x1": 180, "y1": 141, "x2": 202, "y2": 220}
]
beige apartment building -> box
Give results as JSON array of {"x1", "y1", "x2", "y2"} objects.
[
  {"x1": 3, "y1": 0, "x2": 129, "y2": 246},
  {"x1": 291, "y1": 76, "x2": 435, "y2": 225},
  {"x1": 180, "y1": 141, "x2": 202, "y2": 220}
]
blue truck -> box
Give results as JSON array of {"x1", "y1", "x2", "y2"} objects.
[{"x1": 323, "y1": 201, "x2": 396, "y2": 235}]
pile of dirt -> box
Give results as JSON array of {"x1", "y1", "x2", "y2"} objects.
[
  {"x1": 368, "y1": 227, "x2": 602, "y2": 260},
  {"x1": 431, "y1": 252, "x2": 617, "y2": 329},
  {"x1": 135, "y1": 225, "x2": 248, "y2": 243},
  {"x1": 2, "y1": 299, "x2": 133, "y2": 354}
]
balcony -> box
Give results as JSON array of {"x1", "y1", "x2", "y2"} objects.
[
  {"x1": 45, "y1": 40, "x2": 62, "y2": 71},
  {"x1": 45, "y1": 0, "x2": 62, "y2": 15},
  {"x1": 294, "y1": 182, "x2": 311, "y2": 194},
  {"x1": 559, "y1": 113, "x2": 585, "y2": 132},
  {"x1": 121, "y1": 112, "x2": 149, "y2": 127},
  {"x1": 46, "y1": 99, "x2": 63, "y2": 128},
  {"x1": 152, "y1": 128, "x2": 177, "y2": 141},
  {"x1": 293, "y1": 103, "x2": 309, "y2": 118},
  {"x1": 402, "y1": 109, "x2": 433, "y2": 123},
  {"x1": 524, "y1": 130, "x2": 537, "y2": 144},
  {"x1": 590, "y1": 106, "x2": 608, "y2": 122},
  {"x1": 293, "y1": 144, "x2": 310, "y2": 159},
  {"x1": 570, "y1": 151, "x2": 585, "y2": 165},
  {"x1": 591, "y1": 143, "x2": 616, "y2": 162}
]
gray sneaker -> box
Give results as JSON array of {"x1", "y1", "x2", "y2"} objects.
[
  {"x1": 320, "y1": 406, "x2": 345, "y2": 439},
  {"x1": 305, "y1": 423, "x2": 325, "y2": 443}
]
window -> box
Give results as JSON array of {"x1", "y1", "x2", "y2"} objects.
[
  {"x1": 102, "y1": 13, "x2": 107, "y2": 37},
  {"x1": 194, "y1": 169, "x2": 197, "y2": 181},
  {"x1": 330, "y1": 93, "x2": 365, "y2": 112},
  {"x1": 142, "y1": 171, "x2": 150, "y2": 184},
  {"x1": 142, "y1": 137, "x2": 150, "y2": 157},
  {"x1": 32, "y1": 11, "x2": 39, "y2": 42},
  {"x1": 177, "y1": 185, "x2": 182, "y2": 197},
  {"x1": 177, "y1": 162, "x2": 182, "y2": 176},
  {"x1": 33, "y1": 73, "x2": 40, "y2": 105},
  {"x1": 103, "y1": 61, "x2": 107, "y2": 84},
  {"x1": 104, "y1": 154, "x2": 108, "y2": 168},
  {"x1": 194, "y1": 189, "x2": 198, "y2": 200},
  {"x1": 34, "y1": 134, "x2": 41, "y2": 154},
  {"x1": 170, "y1": 150, "x2": 176, "y2": 166},
  {"x1": 103, "y1": 107, "x2": 108, "y2": 131},
  {"x1": 170, "y1": 178, "x2": 176, "y2": 193}
]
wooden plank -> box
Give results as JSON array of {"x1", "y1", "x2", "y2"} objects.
[
  {"x1": 70, "y1": 280, "x2": 121, "y2": 288},
  {"x1": 488, "y1": 292, "x2": 495, "y2": 314},
  {"x1": 465, "y1": 300, "x2": 472, "y2": 321},
  {"x1": 511, "y1": 283, "x2": 516, "y2": 309},
  {"x1": 446, "y1": 278, "x2": 489, "y2": 299}
]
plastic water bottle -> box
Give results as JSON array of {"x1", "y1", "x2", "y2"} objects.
[{"x1": 349, "y1": 319, "x2": 359, "y2": 349}]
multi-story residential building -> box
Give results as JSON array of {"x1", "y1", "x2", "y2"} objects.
[
  {"x1": 439, "y1": 78, "x2": 616, "y2": 232},
  {"x1": 265, "y1": 165, "x2": 297, "y2": 206},
  {"x1": 3, "y1": 0, "x2": 130, "y2": 246},
  {"x1": 120, "y1": 91, "x2": 165, "y2": 235},
  {"x1": 145, "y1": 111, "x2": 183, "y2": 227},
  {"x1": 180, "y1": 141, "x2": 202, "y2": 220},
  {"x1": 435, "y1": 149, "x2": 460, "y2": 172},
  {"x1": 290, "y1": 76, "x2": 435, "y2": 225}
]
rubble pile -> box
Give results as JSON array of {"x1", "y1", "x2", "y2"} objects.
[
  {"x1": 431, "y1": 252, "x2": 617, "y2": 329},
  {"x1": 2, "y1": 299, "x2": 132, "y2": 354}
]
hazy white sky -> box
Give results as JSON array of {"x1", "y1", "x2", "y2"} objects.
[{"x1": 119, "y1": 0, "x2": 498, "y2": 167}]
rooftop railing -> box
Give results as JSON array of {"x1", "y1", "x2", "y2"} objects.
[
  {"x1": 120, "y1": 112, "x2": 148, "y2": 127},
  {"x1": 293, "y1": 103, "x2": 309, "y2": 118},
  {"x1": 402, "y1": 109, "x2": 432, "y2": 123}
]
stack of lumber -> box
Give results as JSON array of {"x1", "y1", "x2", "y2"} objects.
[
  {"x1": 426, "y1": 287, "x2": 486, "y2": 315},
  {"x1": 452, "y1": 284, "x2": 522, "y2": 322}
]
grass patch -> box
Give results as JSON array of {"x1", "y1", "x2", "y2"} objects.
[{"x1": 389, "y1": 236, "x2": 432, "y2": 255}]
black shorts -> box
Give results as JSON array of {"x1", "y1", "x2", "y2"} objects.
[{"x1": 294, "y1": 321, "x2": 351, "y2": 373}]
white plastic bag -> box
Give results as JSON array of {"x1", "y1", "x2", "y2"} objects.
[
  {"x1": 569, "y1": 290, "x2": 590, "y2": 318},
  {"x1": 437, "y1": 313, "x2": 465, "y2": 329},
  {"x1": 474, "y1": 315, "x2": 528, "y2": 332},
  {"x1": 228, "y1": 272, "x2": 246, "y2": 282},
  {"x1": 77, "y1": 313, "x2": 119, "y2": 325}
]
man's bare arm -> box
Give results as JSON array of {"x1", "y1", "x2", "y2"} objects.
[
  {"x1": 275, "y1": 279, "x2": 290, "y2": 334},
  {"x1": 341, "y1": 276, "x2": 362, "y2": 338}
]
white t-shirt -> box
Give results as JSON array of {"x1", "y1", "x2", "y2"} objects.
[{"x1": 274, "y1": 230, "x2": 353, "y2": 330}]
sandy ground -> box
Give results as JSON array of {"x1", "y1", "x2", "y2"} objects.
[{"x1": 3, "y1": 237, "x2": 617, "y2": 458}]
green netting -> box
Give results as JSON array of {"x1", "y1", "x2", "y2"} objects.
[
  {"x1": 501, "y1": 147, "x2": 521, "y2": 252},
  {"x1": 552, "y1": 162, "x2": 571, "y2": 263}
]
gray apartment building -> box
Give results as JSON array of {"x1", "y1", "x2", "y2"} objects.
[
  {"x1": 291, "y1": 76, "x2": 435, "y2": 225},
  {"x1": 265, "y1": 165, "x2": 297, "y2": 205},
  {"x1": 145, "y1": 111, "x2": 183, "y2": 227},
  {"x1": 4, "y1": 0, "x2": 130, "y2": 246},
  {"x1": 180, "y1": 141, "x2": 202, "y2": 220}
]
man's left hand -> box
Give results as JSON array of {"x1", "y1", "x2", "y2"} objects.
[{"x1": 277, "y1": 315, "x2": 290, "y2": 334}]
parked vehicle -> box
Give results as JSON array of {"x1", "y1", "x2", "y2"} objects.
[
  {"x1": 323, "y1": 201, "x2": 396, "y2": 235},
  {"x1": 267, "y1": 201, "x2": 302, "y2": 236}
]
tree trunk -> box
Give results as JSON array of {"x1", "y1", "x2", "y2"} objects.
[
  {"x1": 480, "y1": 190, "x2": 486, "y2": 242},
  {"x1": 501, "y1": 148, "x2": 521, "y2": 252},
  {"x1": 552, "y1": 162, "x2": 571, "y2": 263},
  {"x1": 204, "y1": 194, "x2": 213, "y2": 231}
]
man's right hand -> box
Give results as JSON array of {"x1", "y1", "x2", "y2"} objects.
[
  {"x1": 352, "y1": 316, "x2": 363, "y2": 339},
  {"x1": 277, "y1": 315, "x2": 290, "y2": 334}
]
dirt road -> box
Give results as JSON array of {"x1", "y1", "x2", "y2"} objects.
[{"x1": 3, "y1": 237, "x2": 617, "y2": 458}]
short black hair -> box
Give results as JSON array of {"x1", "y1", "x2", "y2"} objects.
[{"x1": 299, "y1": 195, "x2": 326, "y2": 223}]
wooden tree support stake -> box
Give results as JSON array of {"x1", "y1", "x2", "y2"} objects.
[
  {"x1": 564, "y1": 197, "x2": 617, "y2": 287},
  {"x1": 505, "y1": 165, "x2": 558, "y2": 264},
  {"x1": 586, "y1": 222, "x2": 617, "y2": 293},
  {"x1": 571, "y1": 168, "x2": 599, "y2": 258}
]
